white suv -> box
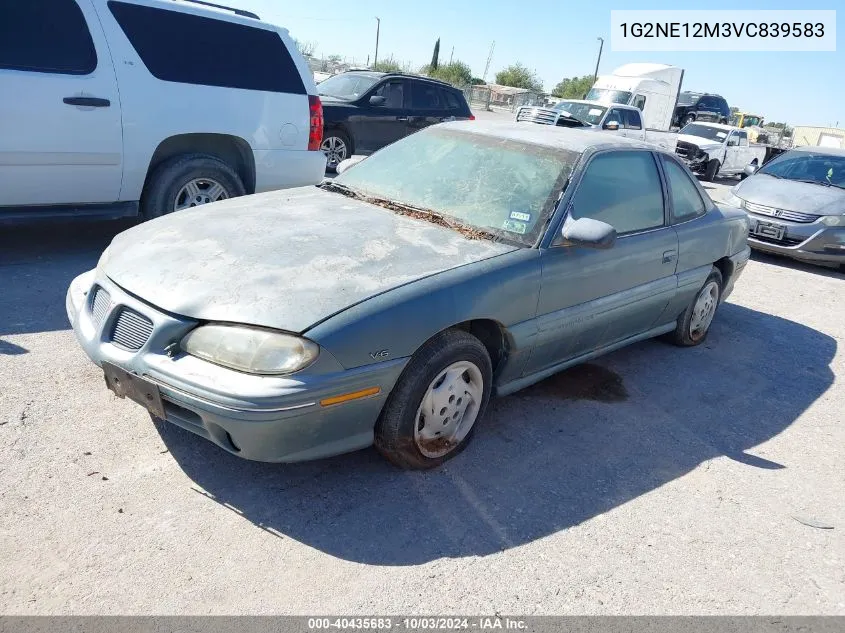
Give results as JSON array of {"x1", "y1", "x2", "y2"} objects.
[{"x1": 0, "y1": 0, "x2": 326, "y2": 220}]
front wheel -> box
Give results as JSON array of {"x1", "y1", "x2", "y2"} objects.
[
  {"x1": 704, "y1": 159, "x2": 720, "y2": 182},
  {"x1": 666, "y1": 268, "x2": 723, "y2": 347},
  {"x1": 684, "y1": 113, "x2": 696, "y2": 126},
  {"x1": 375, "y1": 329, "x2": 493, "y2": 469}
]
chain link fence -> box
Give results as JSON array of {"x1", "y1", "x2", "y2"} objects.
[{"x1": 461, "y1": 85, "x2": 548, "y2": 113}]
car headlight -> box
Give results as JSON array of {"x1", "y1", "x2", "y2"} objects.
[
  {"x1": 820, "y1": 215, "x2": 845, "y2": 227},
  {"x1": 724, "y1": 191, "x2": 745, "y2": 209},
  {"x1": 181, "y1": 324, "x2": 319, "y2": 375}
]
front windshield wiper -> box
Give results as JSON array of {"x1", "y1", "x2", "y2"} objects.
[
  {"x1": 791, "y1": 178, "x2": 843, "y2": 189},
  {"x1": 318, "y1": 180, "x2": 362, "y2": 198}
]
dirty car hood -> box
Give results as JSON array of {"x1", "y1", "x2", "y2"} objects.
[
  {"x1": 736, "y1": 173, "x2": 845, "y2": 214},
  {"x1": 103, "y1": 188, "x2": 517, "y2": 332}
]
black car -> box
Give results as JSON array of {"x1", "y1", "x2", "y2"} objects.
[
  {"x1": 317, "y1": 71, "x2": 474, "y2": 170},
  {"x1": 673, "y1": 92, "x2": 731, "y2": 127}
]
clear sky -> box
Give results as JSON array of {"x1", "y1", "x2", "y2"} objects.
[{"x1": 227, "y1": 0, "x2": 841, "y2": 127}]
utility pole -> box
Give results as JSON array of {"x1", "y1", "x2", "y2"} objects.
[
  {"x1": 373, "y1": 17, "x2": 380, "y2": 69},
  {"x1": 449, "y1": 46, "x2": 454, "y2": 65},
  {"x1": 592, "y1": 37, "x2": 604, "y2": 83},
  {"x1": 482, "y1": 40, "x2": 495, "y2": 83}
]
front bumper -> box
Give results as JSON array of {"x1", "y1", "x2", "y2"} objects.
[
  {"x1": 66, "y1": 271, "x2": 408, "y2": 462},
  {"x1": 745, "y1": 217, "x2": 845, "y2": 266}
]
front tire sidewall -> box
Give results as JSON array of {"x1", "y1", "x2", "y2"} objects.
[
  {"x1": 322, "y1": 131, "x2": 351, "y2": 172},
  {"x1": 375, "y1": 330, "x2": 493, "y2": 470},
  {"x1": 671, "y1": 269, "x2": 723, "y2": 347},
  {"x1": 704, "y1": 159, "x2": 720, "y2": 182}
]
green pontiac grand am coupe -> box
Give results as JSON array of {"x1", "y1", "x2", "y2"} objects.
[{"x1": 67, "y1": 121, "x2": 751, "y2": 469}]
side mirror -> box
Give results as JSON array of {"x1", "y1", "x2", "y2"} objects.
[
  {"x1": 336, "y1": 155, "x2": 367, "y2": 174},
  {"x1": 603, "y1": 120, "x2": 620, "y2": 131},
  {"x1": 561, "y1": 216, "x2": 617, "y2": 249},
  {"x1": 743, "y1": 163, "x2": 759, "y2": 178},
  {"x1": 369, "y1": 95, "x2": 386, "y2": 106}
]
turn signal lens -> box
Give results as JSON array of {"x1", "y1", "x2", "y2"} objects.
[
  {"x1": 820, "y1": 215, "x2": 844, "y2": 227},
  {"x1": 308, "y1": 95, "x2": 323, "y2": 151},
  {"x1": 320, "y1": 387, "x2": 381, "y2": 407}
]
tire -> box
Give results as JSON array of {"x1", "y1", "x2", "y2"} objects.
[
  {"x1": 321, "y1": 130, "x2": 352, "y2": 172},
  {"x1": 375, "y1": 329, "x2": 493, "y2": 470},
  {"x1": 141, "y1": 154, "x2": 245, "y2": 220},
  {"x1": 704, "y1": 159, "x2": 720, "y2": 182},
  {"x1": 683, "y1": 113, "x2": 696, "y2": 126},
  {"x1": 719, "y1": 117, "x2": 728, "y2": 124},
  {"x1": 666, "y1": 268, "x2": 723, "y2": 347}
]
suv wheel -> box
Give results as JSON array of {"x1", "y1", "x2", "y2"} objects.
[
  {"x1": 321, "y1": 131, "x2": 351, "y2": 172},
  {"x1": 142, "y1": 154, "x2": 245, "y2": 220},
  {"x1": 684, "y1": 112, "x2": 696, "y2": 126}
]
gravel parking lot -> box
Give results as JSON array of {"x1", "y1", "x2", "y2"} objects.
[{"x1": 1, "y1": 149, "x2": 843, "y2": 614}]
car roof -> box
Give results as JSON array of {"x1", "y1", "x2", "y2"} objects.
[
  {"x1": 336, "y1": 70, "x2": 459, "y2": 90},
  {"x1": 791, "y1": 145, "x2": 845, "y2": 157},
  {"x1": 441, "y1": 120, "x2": 663, "y2": 154},
  {"x1": 559, "y1": 99, "x2": 637, "y2": 111}
]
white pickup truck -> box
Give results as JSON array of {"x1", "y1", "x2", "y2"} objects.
[
  {"x1": 674, "y1": 122, "x2": 767, "y2": 181},
  {"x1": 515, "y1": 100, "x2": 677, "y2": 152}
]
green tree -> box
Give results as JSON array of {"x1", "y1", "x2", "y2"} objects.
[
  {"x1": 551, "y1": 75, "x2": 594, "y2": 99},
  {"x1": 372, "y1": 57, "x2": 402, "y2": 73},
  {"x1": 420, "y1": 61, "x2": 473, "y2": 87},
  {"x1": 430, "y1": 38, "x2": 441, "y2": 70},
  {"x1": 471, "y1": 77, "x2": 485, "y2": 85},
  {"x1": 494, "y1": 63, "x2": 543, "y2": 92}
]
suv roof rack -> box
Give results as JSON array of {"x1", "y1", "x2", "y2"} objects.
[
  {"x1": 382, "y1": 72, "x2": 454, "y2": 87},
  {"x1": 176, "y1": 0, "x2": 260, "y2": 19}
]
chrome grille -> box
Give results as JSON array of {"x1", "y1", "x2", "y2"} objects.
[
  {"x1": 516, "y1": 107, "x2": 557, "y2": 125},
  {"x1": 91, "y1": 287, "x2": 111, "y2": 327},
  {"x1": 110, "y1": 308, "x2": 154, "y2": 351},
  {"x1": 744, "y1": 201, "x2": 820, "y2": 223}
]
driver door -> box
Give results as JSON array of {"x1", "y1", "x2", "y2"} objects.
[
  {"x1": 349, "y1": 79, "x2": 408, "y2": 153},
  {"x1": 524, "y1": 149, "x2": 679, "y2": 374}
]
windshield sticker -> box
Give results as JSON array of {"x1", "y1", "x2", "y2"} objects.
[
  {"x1": 589, "y1": 108, "x2": 603, "y2": 116},
  {"x1": 716, "y1": 132, "x2": 727, "y2": 139},
  {"x1": 509, "y1": 211, "x2": 532, "y2": 222},
  {"x1": 502, "y1": 219, "x2": 527, "y2": 234}
]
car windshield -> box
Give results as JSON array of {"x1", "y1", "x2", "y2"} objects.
[
  {"x1": 317, "y1": 73, "x2": 380, "y2": 99},
  {"x1": 758, "y1": 152, "x2": 845, "y2": 188},
  {"x1": 677, "y1": 93, "x2": 701, "y2": 106},
  {"x1": 553, "y1": 101, "x2": 607, "y2": 125},
  {"x1": 331, "y1": 127, "x2": 578, "y2": 246},
  {"x1": 680, "y1": 123, "x2": 728, "y2": 142},
  {"x1": 584, "y1": 88, "x2": 632, "y2": 105}
]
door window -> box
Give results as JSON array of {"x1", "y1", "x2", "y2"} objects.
[
  {"x1": 0, "y1": 0, "x2": 97, "y2": 75},
  {"x1": 372, "y1": 80, "x2": 405, "y2": 108},
  {"x1": 108, "y1": 1, "x2": 305, "y2": 94},
  {"x1": 632, "y1": 94, "x2": 646, "y2": 111},
  {"x1": 662, "y1": 157, "x2": 706, "y2": 222},
  {"x1": 624, "y1": 109, "x2": 643, "y2": 130},
  {"x1": 604, "y1": 109, "x2": 623, "y2": 128},
  {"x1": 570, "y1": 151, "x2": 665, "y2": 234},
  {"x1": 738, "y1": 131, "x2": 749, "y2": 146},
  {"x1": 410, "y1": 81, "x2": 445, "y2": 110}
]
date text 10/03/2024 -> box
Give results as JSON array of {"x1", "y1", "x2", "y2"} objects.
[
  {"x1": 307, "y1": 617, "x2": 528, "y2": 630},
  {"x1": 620, "y1": 22, "x2": 825, "y2": 38}
]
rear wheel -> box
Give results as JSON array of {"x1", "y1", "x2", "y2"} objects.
[
  {"x1": 684, "y1": 113, "x2": 696, "y2": 126},
  {"x1": 666, "y1": 268, "x2": 723, "y2": 347},
  {"x1": 321, "y1": 130, "x2": 351, "y2": 172},
  {"x1": 375, "y1": 329, "x2": 492, "y2": 470},
  {"x1": 141, "y1": 154, "x2": 245, "y2": 220}
]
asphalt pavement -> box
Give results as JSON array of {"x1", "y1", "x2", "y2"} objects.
[{"x1": 1, "y1": 142, "x2": 843, "y2": 614}]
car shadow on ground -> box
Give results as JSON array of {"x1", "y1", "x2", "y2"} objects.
[
  {"x1": 750, "y1": 249, "x2": 844, "y2": 280},
  {"x1": 156, "y1": 302, "x2": 836, "y2": 565},
  {"x1": 0, "y1": 220, "x2": 135, "y2": 337}
]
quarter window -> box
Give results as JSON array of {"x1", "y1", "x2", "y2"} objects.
[
  {"x1": 570, "y1": 151, "x2": 665, "y2": 234},
  {"x1": 108, "y1": 1, "x2": 305, "y2": 94},
  {"x1": 738, "y1": 131, "x2": 749, "y2": 147},
  {"x1": 443, "y1": 90, "x2": 462, "y2": 110},
  {"x1": 662, "y1": 157, "x2": 706, "y2": 222},
  {"x1": 0, "y1": 0, "x2": 97, "y2": 75}
]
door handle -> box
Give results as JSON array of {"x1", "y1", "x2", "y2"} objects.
[
  {"x1": 662, "y1": 250, "x2": 677, "y2": 264},
  {"x1": 63, "y1": 96, "x2": 111, "y2": 108},
  {"x1": 397, "y1": 116, "x2": 409, "y2": 122}
]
